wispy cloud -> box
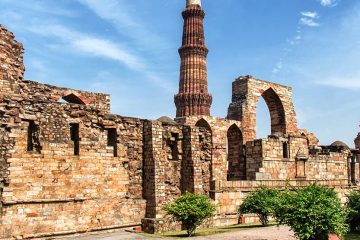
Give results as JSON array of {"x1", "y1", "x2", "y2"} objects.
[
  {"x1": 319, "y1": 0, "x2": 341, "y2": 7},
  {"x1": 0, "y1": 0, "x2": 75, "y2": 17},
  {"x1": 74, "y1": 38, "x2": 146, "y2": 70},
  {"x1": 272, "y1": 59, "x2": 283, "y2": 74},
  {"x1": 77, "y1": 0, "x2": 168, "y2": 49},
  {"x1": 288, "y1": 4, "x2": 360, "y2": 92},
  {"x1": 316, "y1": 76, "x2": 360, "y2": 90},
  {"x1": 272, "y1": 11, "x2": 318, "y2": 76},
  {"x1": 300, "y1": 11, "x2": 320, "y2": 27},
  {"x1": 28, "y1": 24, "x2": 145, "y2": 71},
  {"x1": 301, "y1": 11, "x2": 319, "y2": 19},
  {"x1": 300, "y1": 17, "x2": 320, "y2": 27},
  {"x1": 27, "y1": 24, "x2": 173, "y2": 91}
]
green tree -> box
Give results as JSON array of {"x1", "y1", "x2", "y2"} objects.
[
  {"x1": 239, "y1": 187, "x2": 280, "y2": 225},
  {"x1": 163, "y1": 193, "x2": 216, "y2": 237},
  {"x1": 346, "y1": 190, "x2": 360, "y2": 232},
  {"x1": 275, "y1": 185, "x2": 349, "y2": 240}
]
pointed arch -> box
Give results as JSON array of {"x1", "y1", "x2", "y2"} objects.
[
  {"x1": 61, "y1": 93, "x2": 86, "y2": 105},
  {"x1": 227, "y1": 124, "x2": 246, "y2": 180},
  {"x1": 261, "y1": 88, "x2": 286, "y2": 135},
  {"x1": 195, "y1": 118, "x2": 212, "y2": 132}
]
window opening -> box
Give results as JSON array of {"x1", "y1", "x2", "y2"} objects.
[
  {"x1": 107, "y1": 128, "x2": 118, "y2": 157},
  {"x1": 70, "y1": 123, "x2": 80, "y2": 156},
  {"x1": 283, "y1": 142, "x2": 289, "y2": 158}
]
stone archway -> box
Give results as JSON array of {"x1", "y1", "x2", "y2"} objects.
[
  {"x1": 227, "y1": 124, "x2": 246, "y2": 180},
  {"x1": 195, "y1": 118, "x2": 212, "y2": 195},
  {"x1": 227, "y1": 76, "x2": 298, "y2": 142},
  {"x1": 260, "y1": 88, "x2": 286, "y2": 136}
]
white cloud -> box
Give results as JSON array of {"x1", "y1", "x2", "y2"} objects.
[
  {"x1": 73, "y1": 38, "x2": 145, "y2": 71},
  {"x1": 77, "y1": 0, "x2": 167, "y2": 49},
  {"x1": 319, "y1": 0, "x2": 340, "y2": 7},
  {"x1": 0, "y1": 0, "x2": 75, "y2": 17},
  {"x1": 301, "y1": 11, "x2": 319, "y2": 19},
  {"x1": 27, "y1": 24, "x2": 154, "y2": 80},
  {"x1": 316, "y1": 76, "x2": 360, "y2": 90},
  {"x1": 288, "y1": 4, "x2": 360, "y2": 92},
  {"x1": 300, "y1": 17, "x2": 320, "y2": 27},
  {"x1": 272, "y1": 59, "x2": 283, "y2": 74},
  {"x1": 29, "y1": 24, "x2": 173, "y2": 91}
]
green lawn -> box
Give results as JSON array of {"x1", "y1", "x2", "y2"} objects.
[{"x1": 346, "y1": 232, "x2": 360, "y2": 240}]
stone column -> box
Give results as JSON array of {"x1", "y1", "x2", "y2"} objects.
[
  {"x1": 142, "y1": 120, "x2": 167, "y2": 233},
  {"x1": 181, "y1": 126, "x2": 203, "y2": 194}
]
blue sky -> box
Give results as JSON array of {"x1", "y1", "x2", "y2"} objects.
[{"x1": 0, "y1": 0, "x2": 359, "y2": 146}]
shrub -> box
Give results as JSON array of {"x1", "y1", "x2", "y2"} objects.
[
  {"x1": 163, "y1": 193, "x2": 216, "y2": 237},
  {"x1": 346, "y1": 190, "x2": 360, "y2": 232},
  {"x1": 275, "y1": 185, "x2": 349, "y2": 240},
  {"x1": 239, "y1": 187, "x2": 281, "y2": 225}
]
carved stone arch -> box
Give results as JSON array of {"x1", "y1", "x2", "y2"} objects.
[
  {"x1": 61, "y1": 93, "x2": 86, "y2": 105},
  {"x1": 227, "y1": 124, "x2": 246, "y2": 180},
  {"x1": 260, "y1": 88, "x2": 286, "y2": 135}
]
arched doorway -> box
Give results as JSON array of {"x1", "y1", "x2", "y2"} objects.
[
  {"x1": 227, "y1": 124, "x2": 246, "y2": 180},
  {"x1": 257, "y1": 88, "x2": 286, "y2": 137},
  {"x1": 195, "y1": 119, "x2": 212, "y2": 195}
]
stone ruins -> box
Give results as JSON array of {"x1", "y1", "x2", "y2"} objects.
[{"x1": 0, "y1": 0, "x2": 359, "y2": 239}]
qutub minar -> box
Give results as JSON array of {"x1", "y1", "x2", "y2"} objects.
[
  {"x1": 0, "y1": 0, "x2": 359, "y2": 238},
  {"x1": 175, "y1": 0, "x2": 212, "y2": 117}
]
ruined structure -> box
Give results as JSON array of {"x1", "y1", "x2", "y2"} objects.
[{"x1": 0, "y1": 1, "x2": 359, "y2": 239}]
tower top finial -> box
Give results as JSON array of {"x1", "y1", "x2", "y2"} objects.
[{"x1": 187, "y1": 0, "x2": 201, "y2": 7}]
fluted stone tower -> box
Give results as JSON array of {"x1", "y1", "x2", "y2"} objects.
[{"x1": 174, "y1": 0, "x2": 212, "y2": 117}]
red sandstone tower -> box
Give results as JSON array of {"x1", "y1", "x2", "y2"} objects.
[{"x1": 174, "y1": 0, "x2": 212, "y2": 117}]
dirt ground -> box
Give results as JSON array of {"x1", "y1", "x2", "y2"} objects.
[{"x1": 53, "y1": 225, "x2": 296, "y2": 240}]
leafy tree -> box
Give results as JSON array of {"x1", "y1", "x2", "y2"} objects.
[
  {"x1": 346, "y1": 190, "x2": 360, "y2": 232},
  {"x1": 275, "y1": 185, "x2": 349, "y2": 240},
  {"x1": 239, "y1": 187, "x2": 281, "y2": 225},
  {"x1": 163, "y1": 193, "x2": 216, "y2": 237}
]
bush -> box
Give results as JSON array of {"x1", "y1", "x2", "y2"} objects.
[
  {"x1": 346, "y1": 190, "x2": 360, "y2": 232},
  {"x1": 239, "y1": 187, "x2": 280, "y2": 225},
  {"x1": 275, "y1": 185, "x2": 349, "y2": 240},
  {"x1": 163, "y1": 193, "x2": 216, "y2": 237}
]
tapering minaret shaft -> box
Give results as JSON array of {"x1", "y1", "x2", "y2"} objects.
[{"x1": 175, "y1": 0, "x2": 212, "y2": 117}]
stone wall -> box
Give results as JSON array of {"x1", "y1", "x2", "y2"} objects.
[
  {"x1": 245, "y1": 136, "x2": 350, "y2": 181},
  {"x1": 0, "y1": 99, "x2": 147, "y2": 238},
  {"x1": 176, "y1": 116, "x2": 242, "y2": 184},
  {"x1": 212, "y1": 179, "x2": 352, "y2": 227},
  {"x1": 0, "y1": 27, "x2": 147, "y2": 236}
]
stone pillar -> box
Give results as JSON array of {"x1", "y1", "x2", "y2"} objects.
[
  {"x1": 142, "y1": 120, "x2": 167, "y2": 233},
  {"x1": 355, "y1": 133, "x2": 360, "y2": 182},
  {"x1": 181, "y1": 126, "x2": 203, "y2": 194},
  {"x1": 0, "y1": 25, "x2": 24, "y2": 97}
]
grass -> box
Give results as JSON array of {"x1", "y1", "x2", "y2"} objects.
[
  {"x1": 345, "y1": 232, "x2": 360, "y2": 240},
  {"x1": 142, "y1": 222, "x2": 276, "y2": 238}
]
